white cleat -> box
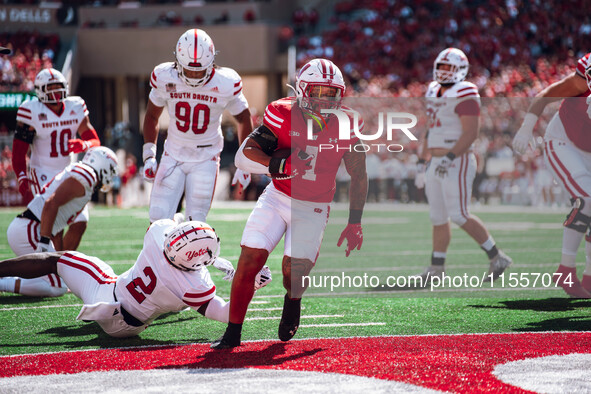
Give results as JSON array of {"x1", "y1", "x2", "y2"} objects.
[{"x1": 484, "y1": 250, "x2": 513, "y2": 282}]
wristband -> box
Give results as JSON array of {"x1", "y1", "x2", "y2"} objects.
[
  {"x1": 40, "y1": 236, "x2": 51, "y2": 244},
  {"x1": 522, "y1": 113, "x2": 539, "y2": 130},
  {"x1": 142, "y1": 143, "x2": 157, "y2": 163},
  {"x1": 348, "y1": 209, "x2": 363, "y2": 224},
  {"x1": 269, "y1": 157, "x2": 285, "y2": 174},
  {"x1": 445, "y1": 152, "x2": 456, "y2": 161}
]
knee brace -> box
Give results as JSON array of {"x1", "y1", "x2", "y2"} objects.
[{"x1": 563, "y1": 198, "x2": 591, "y2": 233}]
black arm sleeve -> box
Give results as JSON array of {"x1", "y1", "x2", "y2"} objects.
[
  {"x1": 14, "y1": 123, "x2": 36, "y2": 144},
  {"x1": 249, "y1": 125, "x2": 278, "y2": 155}
]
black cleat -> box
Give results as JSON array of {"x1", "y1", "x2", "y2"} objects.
[
  {"x1": 278, "y1": 294, "x2": 301, "y2": 342},
  {"x1": 210, "y1": 334, "x2": 240, "y2": 350}
]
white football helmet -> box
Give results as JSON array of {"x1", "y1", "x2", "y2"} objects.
[
  {"x1": 295, "y1": 58, "x2": 345, "y2": 112},
  {"x1": 433, "y1": 48, "x2": 469, "y2": 84},
  {"x1": 163, "y1": 221, "x2": 220, "y2": 271},
  {"x1": 82, "y1": 146, "x2": 118, "y2": 193},
  {"x1": 34, "y1": 68, "x2": 68, "y2": 104},
  {"x1": 175, "y1": 28, "x2": 216, "y2": 87}
]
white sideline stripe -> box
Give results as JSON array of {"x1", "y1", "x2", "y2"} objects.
[
  {"x1": 0, "y1": 304, "x2": 82, "y2": 311},
  {"x1": 302, "y1": 322, "x2": 386, "y2": 328},
  {"x1": 246, "y1": 314, "x2": 344, "y2": 321}
]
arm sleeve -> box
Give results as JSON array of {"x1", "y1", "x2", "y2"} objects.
[
  {"x1": 182, "y1": 285, "x2": 216, "y2": 308},
  {"x1": 11, "y1": 138, "x2": 30, "y2": 177},
  {"x1": 79, "y1": 128, "x2": 100, "y2": 148},
  {"x1": 235, "y1": 137, "x2": 273, "y2": 174}
]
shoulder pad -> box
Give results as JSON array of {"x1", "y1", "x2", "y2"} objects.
[
  {"x1": 150, "y1": 62, "x2": 176, "y2": 90},
  {"x1": 452, "y1": 81, "x2": 480, "y2": 98},
  {"x1": 69, "y1": 163, "x2": 98, "y2": 190},
  {"x1": 263, "y1": 99, "x2": 291, "y2": 131}
]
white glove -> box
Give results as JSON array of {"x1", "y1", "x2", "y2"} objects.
[
  {"x1": 36, "y1": 236, "x2": 55, "y2": 253},
  {"x1": 232, "y1": 169, "x2": 251, "y2": 192},
  {"x1": 143, "y1": 157, "x2": 158, "y2": 183},
  {"x1": 254, "y1": 266, "x2": 272, "y2": 291},
  {"x1": 435, "y1": 154, "x2": 454, "y2": 178},
  {"x1": 586, "y1": 96, "x2": 591, "y2": 120},
  {"x1": 414, "y1": 161, "x2": 426, "y2": 189},
  {"x1": 212, "y1": 257, "x2": 235, "y2": 282},
  {"x1": 512, "y1": 113, "x2": 538, "y2": 154}
]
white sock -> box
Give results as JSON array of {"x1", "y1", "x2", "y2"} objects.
[
  {"x1": 480, "y1": 236, "x2": 496, "y2": 251},
  {"x1": 18, "y1": 276, "x2": 67, "y2": 297},
  {"x1": 433, "y1": 251, "x2": 446, "y2": 259},
  {"x1": 0, "y1": 277, "x2": 18, "y2": 293},
  {"x1": 203, "y1": 295, "x2": 229, "y2": 323},
  {"x1": 561, "y1": 228, "x2": 584, "y2": 267}
]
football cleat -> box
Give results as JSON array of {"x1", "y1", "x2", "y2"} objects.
[
  {"x1": 483, "y1": 250, "x2": 512, "y2": 282},
  {"x1": 210, "y1": 334, "x2": 241, "y2": 350},
  {"x1": 553, "y1": 265, "x2": 591, "y2": 299},
  {"x1": 416, "y1": 265, "x2": 444, "y2": 287},
  {"x1": 278, "y1": 294, "x2": 301, "y2": 341}
]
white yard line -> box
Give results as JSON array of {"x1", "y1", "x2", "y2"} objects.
[
  {"x1": 246, "y1": 314, "x2": 344, "y2": 321},
  {"x1": 301, "y1": 322, "x2": 386, "y2": 328}
]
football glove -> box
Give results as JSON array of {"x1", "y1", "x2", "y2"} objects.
[
  {"x1": 254, "y1": 266, "x2": 272, "y2": 291},
  {"x1": 36, "y1": 236, "x2": 55, "y2": 253},
  {"x1": 143, "y1": 157, "x2": 158, "y2": 183},
  {"x1": 17, "y1": 172, "x2": 34, "y2": 205},
  {"x1": 212, "y1": 257, "x2": 235, "y2": 282},
  {"x1": 512, "y1": 113, "x2": 538, "y2": 154},
  {"x1": 434, "y1": 154, "x2": 454, "y2": 178},
  {"x1": 68, "y1": 138, "x2": 91, "y2": 154},
  {"x1": 337, "y1": 223, "x2": 363, "y2": 257},
  {"x1": 232, "y1": 169, "x2": 251, "y2": 193},
  {"x1": 285, "y1": 150, "x2": 313, "y2": 178},
  {"x1": 414, "y1": 161, "x2": 426, "y2": 189}
]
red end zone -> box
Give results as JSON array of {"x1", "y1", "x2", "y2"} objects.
[{"x1": 2, "y1": 332, "x2": 590, "y2": 392}]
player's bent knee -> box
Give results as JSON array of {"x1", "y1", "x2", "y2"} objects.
[{"x1": 450, "y1": 214, "x2": 468, "y2": 227}]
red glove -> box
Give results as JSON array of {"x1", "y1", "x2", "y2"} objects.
[
  {"x1": 337, "y1": 223, "x2": 363, "y2": 257},
  {"x1": 17, "y1": 172, "x2": 34, "y2": 205},
  {"x1": 68, "y1": 138, "x2": 92, "y2": 154},
  {"x1": 284, "y1": 150, "x2": 313, "y2": 177}
]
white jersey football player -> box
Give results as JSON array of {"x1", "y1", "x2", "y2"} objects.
[
  {"x1": 1, "y1": 147, "x2": 118, "y2": 298},
  {"x1": 415, "y1": 48, "x2": 512, "y2": 284},
  {"x1": 513, "y1": 52, "x2": 591, "y2": 298},
  {"x1": 12, "y1": 68, "x2": 101, "y2": 251},
  {"x1": 0, "y1": 220, "x2": 271, "y2": 338},
  {"x1": 142, "y1": 28, "x2": 253, "y2": 223}
]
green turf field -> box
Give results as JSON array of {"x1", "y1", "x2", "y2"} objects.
[{"x1": 0, "y1": 203, "x2": 589, "y2": 357}]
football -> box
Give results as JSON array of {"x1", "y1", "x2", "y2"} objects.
[{"x1": 269, "y1": 148, "x2": 294, "y2": 179}]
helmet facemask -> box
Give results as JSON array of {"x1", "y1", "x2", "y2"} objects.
[
  {"x1": 35, "y1": 68, "x2": 69, "y2": 104},
  {"x1": 176, "y1": 61, "x2": 214, "y2": 88},
  {"x1": 585, "y1": 65, "x2": 591, "y2": 92},
  {"x1": 300, "y1": 83, "x2": 343, "y2": 114}
]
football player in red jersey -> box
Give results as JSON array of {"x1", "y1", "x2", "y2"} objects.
[
  {"x1": 513, "y1": 53, "x2": 591, "y2": 298},
  {"x1": 211, "y1": 58, "x2": 368, "y2": 349}
]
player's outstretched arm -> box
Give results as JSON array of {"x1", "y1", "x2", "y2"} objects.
[
  {"x1": 142, "y1": 100, "x2": 164, "y2": 182},
  {"x1": 513, "y1": 72, "x2": 588, "y2": 154},
  {"x1": 69, "y1": 116, "x2": 100, "y2": 154},
  {"x1": 338, "y1": 145, "x2": 368, "y2": 257}
]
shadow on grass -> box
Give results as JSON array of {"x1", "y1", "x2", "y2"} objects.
[
  {"x1": 160, "y1": 342, "x2": 323, "y2": 370},
  {"x1": 469, "y1": 298, "x2": 591, "y2": 332}
]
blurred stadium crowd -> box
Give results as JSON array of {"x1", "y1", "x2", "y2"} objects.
[{"x1": 1, "y1": 0, "x2": 585, "y2": 207}]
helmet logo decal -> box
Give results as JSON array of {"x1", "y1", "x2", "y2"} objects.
[{"x1": 185, "y1": 248, "x2": 209, "y2": 261}]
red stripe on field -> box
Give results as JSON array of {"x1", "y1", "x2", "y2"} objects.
[{"x1": 1, "y1": 332, "x2": 590, "y2": 392}]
